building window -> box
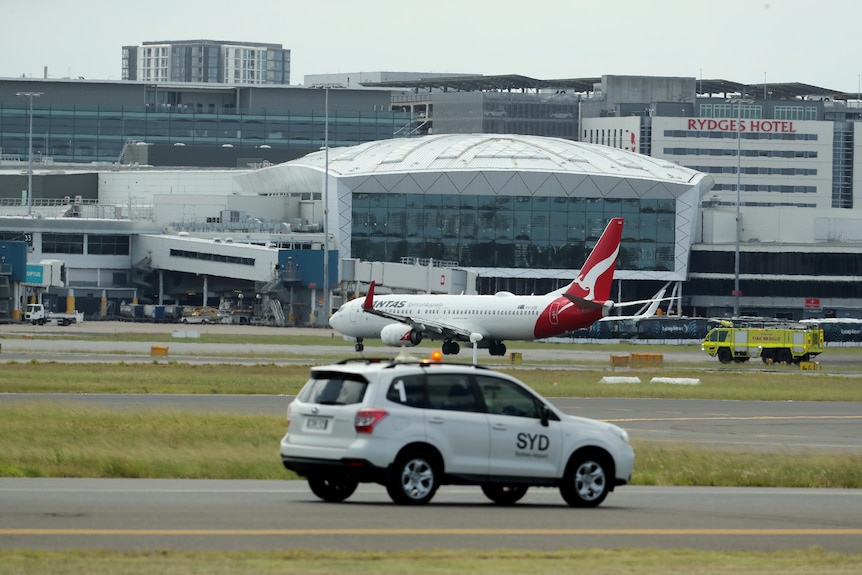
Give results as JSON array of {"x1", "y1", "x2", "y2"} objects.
[
  {"x1": 701, "y1": 103, "x2": 761, "y2": 119},
  {"x1": 775, "y1": 106, "x2": 804, "y2": 120},
  {"x1": 169, "y1": 248, "x2": 255, "y2": 266},
  {"x1": 88, "y1": 235, "x2": 130, "y2": 255},
  {"x1": 42, "y1": 233, "x2": 84, "y2": 254},
  {"x1": 351, "y1": 194, "x2": 676, "y2": 272},
  {"x1": 0, "y1": 231, "x2": 33, "y2": 244}
]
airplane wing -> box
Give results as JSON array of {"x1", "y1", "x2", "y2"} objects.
[{"x1": 361, "y1": 281, "x2": 483, "y2": 343}]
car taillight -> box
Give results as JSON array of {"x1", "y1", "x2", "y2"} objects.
[{"x1": 355, "y1": 408, "x2": 388, "y2": 434}]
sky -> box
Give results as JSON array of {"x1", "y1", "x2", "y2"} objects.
[{"x1": 3, "y1": 0, "x2": 862, "y2": 92}]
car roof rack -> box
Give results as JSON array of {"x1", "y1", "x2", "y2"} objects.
[
  {"x1": 331, "y1": 357, "x2": 491, "y2": 370},
  {"x1": 382, "y1": 360, "x2": 490, "y2": 370}
]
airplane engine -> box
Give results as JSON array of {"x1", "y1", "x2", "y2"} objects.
[{"x1": 380, "y1": 324, "x2": 422, "y2": 347}]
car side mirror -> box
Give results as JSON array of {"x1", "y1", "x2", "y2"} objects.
[{"x1": 539, "y1": 404, "x2": 550, "y2": 427}]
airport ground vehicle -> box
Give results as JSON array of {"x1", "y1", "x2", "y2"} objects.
[
  {"x1": 701, "y1": 323, "x2": 825, "y2": 364},
  {"x1": 23, "y1": 303, "x2": 83, "y2": 326},
  {"x1": 280, "y1": 355, "x2": 634, "y2": 507},
  {"x1": 180, "y1": 306, "x2": 225, "y2": 324}
]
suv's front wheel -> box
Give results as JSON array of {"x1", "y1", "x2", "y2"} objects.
[
  {"x1": 307, "y1": 475, "x2": 359, "y2": 502},
  {"x1": 560, "y1": 452, "x2": 611, "y2": 507},
  {"x1": 387, "y1": 450, "x2": 439, "y2": 505}
]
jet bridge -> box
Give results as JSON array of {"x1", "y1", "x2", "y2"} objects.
[{"x1": 134, "y1": 234, "x2": 280, "y2": 283}]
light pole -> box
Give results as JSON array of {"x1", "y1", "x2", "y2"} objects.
[
  {"x1": 734, "y1": 99, "x2": 742, "y2": 317},
  {"x1": 323, "y1": 86, "x2": 330, "y2": 325},
  {"x1": 728, "y1": 96, "x2": 754, "y2": 317},
  {"x1": 16, "y1": 91, "x2": 43, "y2": 216}
]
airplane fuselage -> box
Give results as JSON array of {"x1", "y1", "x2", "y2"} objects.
[
  {"x1": 330, "y1": 291, "x2": 605, "y2": 342},
  {"x1": 332, "y1": 218, "x2": 624, "y2": 355}
]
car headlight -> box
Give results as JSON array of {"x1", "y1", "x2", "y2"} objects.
[{"x1": 609, "y1": 424, "x2": 629, "y2": 444}]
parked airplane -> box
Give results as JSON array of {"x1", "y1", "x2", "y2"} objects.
[
  {"x1": 329, "y1": 217, "x2": 657, "y2": 356},
  {"x1": 598, "y1": 282, "x2": 672, "y2": 323}
]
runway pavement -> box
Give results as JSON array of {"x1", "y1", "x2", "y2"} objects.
[
  {"x1": 0, "y1": 319, "x2": 839, "y2": 366},
  {"x1": 1, "y1": 479, "x2": 860, "y2": 552}
]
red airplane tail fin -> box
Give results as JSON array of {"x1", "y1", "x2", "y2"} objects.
[
  {"x1": 362, "y1": 281, "x2": 376, "y2": 311},
  {"x1": 564, "y1": 218, "x2": 624, "y2": 301}
]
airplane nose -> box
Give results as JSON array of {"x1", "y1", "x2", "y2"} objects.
[{"x1": 329, "y1": 309, "x2": 345, "y2": 330}]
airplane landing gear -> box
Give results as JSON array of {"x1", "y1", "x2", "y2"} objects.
[
  {"x1": 441, "y1": 341, "x2": 461, "y2": 355},
  {"x1": 354, "y1": 338, "x2": 364, "y2": 352},
  {"x1": 489, "y1": 341, "x2": 507, "y2": 357}
]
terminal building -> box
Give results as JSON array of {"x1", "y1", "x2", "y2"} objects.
[
  {"x1": 1, "y1": 73, "x2": 861, "y2": 324},
  {"x1": 240, "y1": 133, "x2": 711, "y2": 292}
]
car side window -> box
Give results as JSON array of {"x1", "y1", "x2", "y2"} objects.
[
  {"x1": 426, "y1": 374, "x2": 479, "y2": 412},
  {"x1": 386, "y1": 374, "x2": 426, "y2": 407},
  {"x1": 476, "y1": 375, "x2": 540, "y2": 419}
]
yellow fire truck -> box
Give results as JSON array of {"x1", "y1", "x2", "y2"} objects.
[{"x1": 701, "y1": 322, "x2": 825, "y2": 364}]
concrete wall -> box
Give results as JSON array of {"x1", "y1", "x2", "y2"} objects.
[
  {"x1": 0, "y1": 79, "x2": 145, "y2": 107},
  {"x1": 342, "y1": 258, "x2": 477, "y2": 295},
  {"x1": 581, "y1": 116, "x2": 641, "y2": 151},
  {"x1": 0, "y1": 172, "x2": 98, "y2": 202},
  {"x1": 98, "y1": 170, "x2": 246, "y2": 205},
  {"x1": 430, "y1": 92, "x2": 485, "y2": 133},
  {"x1": 699, "y1": 206, "x2": 862, "y2": 244},
  {"x1": 602, "y1": 76, "x2": 695, "y2": 109}
]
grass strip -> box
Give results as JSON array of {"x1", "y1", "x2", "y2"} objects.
[
  {"x1": 1, "y1": 402, "x2": 860, "y2": 487},
  {"x1": 0, "y1": 548, "x2": 860, "y2": 575},
  {"x1": 3, "y1": 362, "x2": 862, "y2": 401}
]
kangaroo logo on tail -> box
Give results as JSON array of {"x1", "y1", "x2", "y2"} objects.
[{"x1": 565, "y1": 218, "x2": 624, "y2": 302}]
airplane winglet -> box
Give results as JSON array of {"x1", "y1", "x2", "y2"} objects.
[{"x1": 362, "y1": 281, "x2": 376, "y2": 312}]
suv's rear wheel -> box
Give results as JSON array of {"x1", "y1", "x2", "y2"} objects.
[
  {"x1": 307, "y1": 475, "x2": 359, "y2": 502},
  {"x1": 560, "y1": 453, "x2": 611, "y2": 508},
  {"x1": 481, "y1": 484, "x2": 528, "y2": 505},
  {"x1": 387, "y1": 450, "x2": 439, "y2": 505}
]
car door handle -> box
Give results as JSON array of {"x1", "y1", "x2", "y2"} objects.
[
  {"x1": 492, "y1": 424, "x2": 507, "y2": 431},
  {"x1": 428, "y1": 417, "x2": 445, "y2": 425}
]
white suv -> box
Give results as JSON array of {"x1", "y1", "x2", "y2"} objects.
[{"x1": 280, "y1": 357, "x2": 634, "y2": 507}]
